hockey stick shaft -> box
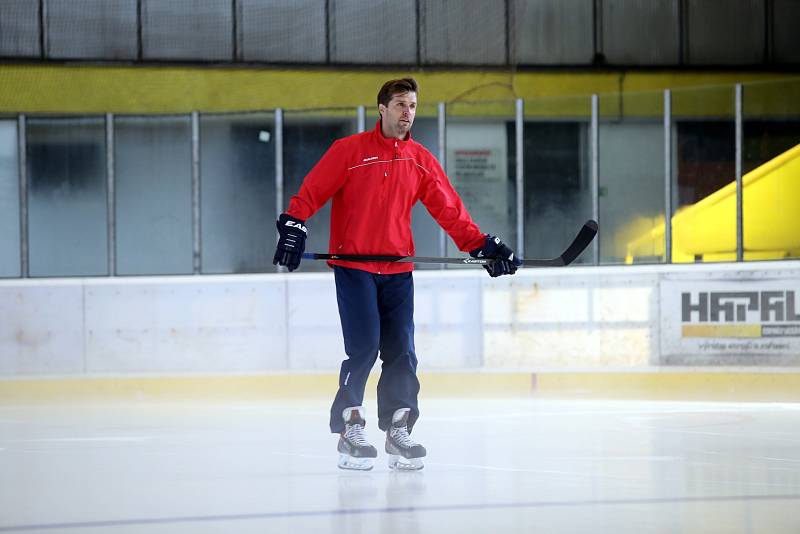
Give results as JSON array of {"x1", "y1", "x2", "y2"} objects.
[{"x1": 302, "y1": 220, "x2": 598, "y2": 268}]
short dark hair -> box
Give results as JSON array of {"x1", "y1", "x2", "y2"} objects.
[{"x1": 377, "y1": 78, "x2": 418, "y2": 107}]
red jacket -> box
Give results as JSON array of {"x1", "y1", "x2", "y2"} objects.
[{"x1": 287, "y1": 121, "x2": 486, "y2": 274}]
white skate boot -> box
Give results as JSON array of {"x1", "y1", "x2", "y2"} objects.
[
  {"x1": 385, "y1": 408, "x2": 426, "y2": 471},
  {"x1": 337, "y1": 406, "x2": 378, "y2": 471}
]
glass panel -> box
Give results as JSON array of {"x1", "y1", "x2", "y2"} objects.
[
  {"x1": 282, "y1": 109, "x2": 357, "y2": 273},
  {"x1": 522, "y1": 95, "x2": 593, "y2": 265},
  {"x1": 0, "y1": 120, "x2": 20, "y2": 278},
  {"x1": 26, "y1": 116, "x2": 107, "y2": 277},
  {"x1": 410, "y1": 102, "x2": 441, "y2": 270},
  {"x1": 115, "y1": 115, "x2": 192, "y2": 275},
  {"x1": 445, "y1": 100, "x2": 517, "y2": 267},
  {"x1": 742, "y1": 78, "x2": 800, "y2": 262},
  {"x1": 599, "y1": 90, "x2": 665, "y2": 265},
  {"x1": 672, "y1": 85, "x2": 735, "y2": 263},
  {"x1": 200, "y1": 112, "x2": 276, "y2": 274}
]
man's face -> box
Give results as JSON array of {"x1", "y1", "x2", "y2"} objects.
[{"x1": 379, "y1": 91, "x2": 417, "y2": 139}]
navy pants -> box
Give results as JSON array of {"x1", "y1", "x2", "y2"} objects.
[{"x1": 329, "y1": 266, "x2": 420, "y2": 434}]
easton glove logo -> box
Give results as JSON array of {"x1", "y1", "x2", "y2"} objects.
[{"x1": 285, "y1": 220, "x2": 308, "y2": 234}]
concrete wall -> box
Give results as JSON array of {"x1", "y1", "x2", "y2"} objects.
[{"x1": 1, "y1": 261, "x2": 799, "y2": 377}]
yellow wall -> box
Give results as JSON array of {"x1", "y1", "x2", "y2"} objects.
[{"x1": 0, "y1": 64, "x2": 794, "y2": 114}]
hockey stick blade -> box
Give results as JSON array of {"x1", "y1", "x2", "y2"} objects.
[
  {"x1": 301, "y1": 220, "x2": 598, "y2": 268},
  {"x1": 529, "y1": 219, "x2": 598, "y2": 267}
]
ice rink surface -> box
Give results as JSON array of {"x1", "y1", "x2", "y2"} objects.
[{"x1": 2, "y1": 397, "x2": 800, "y2": 533}]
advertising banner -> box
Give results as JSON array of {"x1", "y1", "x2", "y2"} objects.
[{"x1": 661, "y1": 279, "x2": 800, "y2": 357}]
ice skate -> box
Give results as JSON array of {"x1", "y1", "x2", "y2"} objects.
[
  {"x1": 337, "y1": 406, "x2": 378, "y2": 471},
  {"x1": 385, "y1": 408, "x2": 426, "y2": 471}
]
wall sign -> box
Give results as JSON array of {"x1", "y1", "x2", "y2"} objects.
[{"x1": 661, "y1": 279, "x2": 800, "y2": 356}]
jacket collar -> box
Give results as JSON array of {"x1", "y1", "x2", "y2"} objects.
[{"x1": 373, "y1": 119, "x2": 411, "y2": 149}]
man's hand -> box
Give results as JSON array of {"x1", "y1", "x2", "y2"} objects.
[
  {"x1": 469, "y1": 235, "x2": 522, "y2": 277},
  {"x1": 273, "y1": 213, "x2": 307, "y2": 272}
]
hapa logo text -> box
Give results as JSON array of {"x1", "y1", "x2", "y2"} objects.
[{"x1": 682, "y1": 291, "x2": 800, "y2": 323}]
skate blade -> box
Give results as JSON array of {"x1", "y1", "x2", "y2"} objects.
[
  {"x1": 387, "y1": 454, "x2": 424, "y2": 471},
  {"x1": 338, "y1": 453, "x2": 374, "y2": 471}
]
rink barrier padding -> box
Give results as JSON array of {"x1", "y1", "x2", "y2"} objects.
[
  {"x1": 532, "y1": 371, "x2": 800, "y2": 402},
  {"x1": 1, "y1": 371, "x2": 799, "y2": 403}
]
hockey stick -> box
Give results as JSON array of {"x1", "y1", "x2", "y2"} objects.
[{"x1": 302, "y1": 220, "x2": 598, "y2": 268}]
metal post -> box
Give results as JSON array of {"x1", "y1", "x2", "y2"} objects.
[
  {"x1": 663, "y1": 89, "x2": 672, "y2": 264},
  {"x1": 515, "y1": 98, "x2": 524, "y2": 258},
  {"x1": 17, "y1": 115, "x2": 28, "y2": 278},
  {"x1": 105, "y1": 113, "x2": 116, "y2": 276},
  {"x1": 275, "y1": 108, "x2": 284, "y2": 272},
  {"x1": 191, "y1": 111, "x2": 201, "y2": 274},
  {"x1": 357, "y1": 105, "x2": 366, "y2": 133},
  {"x1": 735, "y1": 84, "x2": 743, "y2": 262},
  {"x1": 590, "y1": 94, "x2": 600, "y2": 265},
  {"x1": 437, "y1": 102, "x2": 447, "y2": 263}
]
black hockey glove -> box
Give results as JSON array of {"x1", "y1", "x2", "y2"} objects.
[
  {"x1": 272, "y1": 213, "x2": 307, "y2": 272},
  {"x1": 469, "y1": 235, "x2": 522, "y2": 277}
]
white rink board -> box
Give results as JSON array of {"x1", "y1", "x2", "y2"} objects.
[
  {"x1": 285, "y1": 276, "x2": 341, "y2": 369},
  {"x1": 414, "y1": 274, "x2": 483, "y2": 368},
  {"x1": 1, "y1": 261, "x2": 799, "y2": 377},
  {"x1": 84, "y1": 280, "x2": 287, "y2": 373},
  {"x1": 0, "y1": 281, "x2": 85, "y2": 374}
]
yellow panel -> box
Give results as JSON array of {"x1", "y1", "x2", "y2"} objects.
[
  {"x1": 0, "y1": 372, "x2": 534, "y2": 403},
  {"x1": 4, "y1": 372, "x2": 800, "y2": 403},
  {"x1": 681, "y1": 324, "x2": 762, "y2": 338},
  {"x1": 534, "y1": 372, "x2": 800, "y2": 401}
]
